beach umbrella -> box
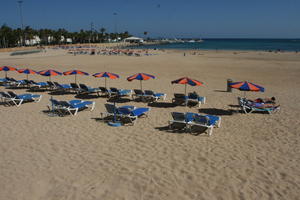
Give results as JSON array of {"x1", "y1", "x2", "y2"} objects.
[
  {"x1": 93, "y1": 72, "x2": 119, "y2": 88},
  {"x1": 229, "y1": 81, "x2": 264, "y2": 97},
  {"x1": 171, "y1": 77, "x2": 204, "y2": 96},
  {"x1": 17, "y1": 68, "x2": 38, "y2": 80},
  {"x1": 127, "y1": 73, "x2": 155, "y2": 90},
  {"x1": 63, "y1": 70, "x2": 89, "y2": 83},
  {"x1": 0, "y1": 66, "x2": 17, "y2": 78},
  {"x1": 39, "y1": 69, "x2": 62, "y2": 81}
]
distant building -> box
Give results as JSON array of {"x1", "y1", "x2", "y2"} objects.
[
  {"x1": 25, "y1": 35, "x2": 41, "y2": 45},
  {"x1": 66, "y1": 38, "x2": 72, "y2": 43},
  {"x1": 48, "y1": 36, "x2": 54, "y2": 43},
  {"x1": 123, "y1": 36, "x2": 144, "y2": 43}
]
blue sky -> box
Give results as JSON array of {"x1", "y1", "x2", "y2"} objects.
[{"x1": 0, "y1": 0, "x2": 299, "y2": 38}]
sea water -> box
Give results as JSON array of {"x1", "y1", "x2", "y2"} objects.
[{"x1": 135, "y1": 39, "x2": 300, "y2": 52}]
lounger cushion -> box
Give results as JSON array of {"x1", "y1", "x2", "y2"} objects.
[{"x1": 131, "y1": 108, "x2": 150, "y2": 116}]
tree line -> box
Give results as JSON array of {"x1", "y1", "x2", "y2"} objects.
[{"x1": 0, "y1": 24, "x2": 132, "y2": 48}]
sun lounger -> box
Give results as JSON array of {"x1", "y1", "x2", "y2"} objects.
[
  {"x1": 4, "y1": 79, "x2": 27, "y2": 88},
  {"x1": 29, "y1": 80, "x2": 49, "y2": 90},
  {"x1": 1, "y1": 91, "x2": 42, "y2": 107},
  {"x1": 47, "y1": 81, "x2": 55, "y2": 89},
  {"x1": 172, "y1": 93, "x2": 188, "y2": 106},
  {"x1": 168, "y1": 112, "x2": 188, "y2": 130},
  {"x1": 48, "y1": 98, "x2": 95, "y2": 116},
  {"x1": 100, "y1": 103, "x2": 136, "y2": 119},
  {"x1": 70, "y1": 83, "x2": 81, "y2": 93},
  {"x1": 144, "y1": 90, "x2": 166, "y2": 102},
  {"x1": 79, "y1": 84, "x2": 101, "y2": 95},
  {"x1": 53, "y1": 82, "x2": 72, "y2": 91},
  {"x1": 110, "y1": 87, "x2": 132, "y2": 98},
  {"x1": 238, "y1": 97, "x2": 280, "y2": 114},
  {"x1": 99, "y1": 87, "x2": 112, "y2": 97},
  {"x1": 117, "y1": 106, "x2": 150, "y2": 125},
  {"x1": 187, "y1": 92, "x2": 205, "y2": 107},
  {"x1": 187, "y1": 113, "x2": 221, "y2": 136},
  {"x1": 132, "y1": 89, "x2": 146, "y2": 101},
  {"x1": 0, "y1": 77, "x2": 9, "y2": 84}
]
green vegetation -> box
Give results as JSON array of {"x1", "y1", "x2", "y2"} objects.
[{"x1": 0, "y1": 24, "x2": 131, "y2": 48}]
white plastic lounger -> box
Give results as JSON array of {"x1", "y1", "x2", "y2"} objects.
[{"x1": 187, "y1": 113, "x2": 221, "y2": 136}]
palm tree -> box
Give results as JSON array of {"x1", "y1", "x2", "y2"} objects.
[{"x1": 143, "y1": 31, "x2": 148, "y2": 41}]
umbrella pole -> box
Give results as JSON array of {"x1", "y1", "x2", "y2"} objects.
[
  {"x1": 185, "y1": 84, "x2": 187, "y2": 106},
  {"x1": 26, "y1": 74, "x2": 28, "y2": 80},
  {"x1": 105, "y1": 77, "x2": 107, "y2": 88},
  {"x1": 49, "y1": 76, "x2": 51, "y2": 82},
  {"x1": 75, "y1": 74, "x2": 77, "y2": 84},
  {"x1": 5, "y1": 71, "x2": 7, "y2": 78},
  {"x1": 113, "y1": 101, "x2": 116, "y2": 123},
  {"x1": 140, "y1": 80, "x2": 142, "y2": 91}
]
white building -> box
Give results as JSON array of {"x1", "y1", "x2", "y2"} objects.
[
  {"x1": 66, "y1": 38, "x2": 72, "y2": 43},
  {"x1": 25, "y1": 35, "x2": 41, "y2": 45},
  {"x1": 123, "y1": 36, "x2": 144, "y2": 43}
]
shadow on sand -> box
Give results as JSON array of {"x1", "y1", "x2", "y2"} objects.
[
  {"x1": 155, "y1": 125, "x2": 208, "y2": 136},
  {"x1": 147, "y1": 102, "x2": 177, "y2": 108},
  {"x1": 106, "y1": 98, "x2": 131, "y2": 104},
  {"x1": 75, "y1": 93, "x2": 101, "y2": 99},
  {"x1": 198, "y1": 108, "x2": 237, "y2": 116},
  {"x1": 48, "y1": 90, "x2": 75, "y2": 96}
]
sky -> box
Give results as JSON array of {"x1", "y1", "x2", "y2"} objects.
[{"x1": 0, "y1": 0, "x2": 299, "y2": 38}]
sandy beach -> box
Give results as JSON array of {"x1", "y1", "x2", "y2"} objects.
[{"x1": 0, "y1": 48, "x2": 300, "y2": 200}]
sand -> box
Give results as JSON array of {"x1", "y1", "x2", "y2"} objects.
[{"x1": 0, "y1": 48, "x2": 300, "y2": 200}]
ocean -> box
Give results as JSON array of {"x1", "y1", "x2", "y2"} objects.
[{"x1": 134, "y1": 39, "x2": 300, "y2": 52}]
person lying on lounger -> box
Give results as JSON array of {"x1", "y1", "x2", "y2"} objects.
[{"x1": 254, "y1": 97, "x2": 276, "y2": 104}]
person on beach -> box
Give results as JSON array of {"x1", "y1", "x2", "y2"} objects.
[{"x1": 254, "y1": 97, "x2": 276, "y2": 104}]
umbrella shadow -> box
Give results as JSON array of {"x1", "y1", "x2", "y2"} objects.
[
  {"x1": 107, "y1": 97, "x2": 131, "y2": 103},
  {"x1": 198, "y1": 108, "x2": 237, "y2": 116},
  {"x1": 228, "y1": 104, "x2": 240, "y2": 108},
  {"x1": 155, "y1": 126, "x2": 186, "y2": 134},
  {"x1": 155, "y1": 125, "x2": 208, "y2": 136},
  {"x1": 41, "y1": 110, "x2": 64, "y2": 117},
  {"x1": 5, "y1": 86, "x2": 28, "y2": 90},
  {"x1": 48, "y1": 90, "x2": 74, "y2": 95},
  {"x1": 75, "y1": 93, "x2": 101, "y2": 99},
  {"x1": 148, "y1": 102, "x2": 177, "y2": 108},
  {"x1": 0, "y1": 102, "x2": 12, "y2": 106},
  {"x1": 91, "y1": 117, "x2": 107, "y2": 122},
  {"x1": 26, "y1": 88, "x2": 48, "y2": 93}
]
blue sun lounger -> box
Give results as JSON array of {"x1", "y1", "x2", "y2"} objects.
[
  {"x1": 186, "y1": 112, "x2": 221, "y2": 136},
  {"x1": 168, "y1": 112, "x2": 221, "y2": 136},
  {"x1": 110, "y1": 87, "x2": 132, "y2": 98},
  {"x1": 0, "y1": 91, "x2": 42, "y2": 107},
  {"x1": 53, "y1": 82, "x2": 72, "y2": 91},
  {"x1": 79, "y1": 84, "x2": 101, "y2": 95},
  {"x1": 100, "y1": 104, "x2": 136, "y2": 119},
  {"x1": 0, "y1": 78, "x2": 9, "y2": 84},
  {"x1": 144, "y1": 90, "x2": 167, "y2": 102},
  {"x1": 117, "y1": 106, "x2": 150, "y2": 125},
  {"x1": 187, "y1": 92, "x2": 206, "y2": 107},
  {"x1": 238, "y1": 97, "x2": 280, "y2": 114},
  {"x1": 49, "y1": 98, "x2": 95, "y2": 116},
  {"x1": 168, "y1": 112, "x2": 188, "y2": 130}
]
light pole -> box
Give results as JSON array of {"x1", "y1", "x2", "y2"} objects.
[
  {"x1": 113, "y1": 12, "x2": 118, "y2": 40},
  {"x1": 17, "y1": 1, "x2": 24, "y2": 46},
  {"x1": 89, "y1": 22, "x2": 94, "y2": 53}
]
